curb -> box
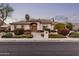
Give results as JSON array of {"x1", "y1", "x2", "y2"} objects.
[{"x1": 0, "y1": 38, "x2": 78, "y2": 42}]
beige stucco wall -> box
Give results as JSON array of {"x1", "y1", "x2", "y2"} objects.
[
  {"x1": 24, "y1": 25, "x2": 30, "y2": 30},
  {"x1": 36, "y1": 22, "x2": 42, "y2": 30},
  {"x1": 47, "y1": 24, "x2": 52, "y2": 29},
  {"x1": 11, "y1": 25, "x2": 14, "y2": 31},
  {"x1": 73, "y1": 26, "x2": 79, "y2": 30},
  {"x1": 16, "y1": 25, "x2": 22, "y2": 28},
  {"x1": 41, "y1": 24, "x2": 47, "y2": 30},
  {"x1": 10, "y1": 25, "x2": 30, "y2": 31},
  {"x1": 10, "y1": 22, "x2": 55, "y2": 31},
  {"x1": 51, "y1": 25, "x2": 54, "y2": 30},
  {"x1": 41, "y1": 24, "x2": 53, "y2": 30}
]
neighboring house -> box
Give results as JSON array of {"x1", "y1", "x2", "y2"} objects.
[
  {"x1": 10, "y1": 19, "x2": 58, "y2": 32},
  {"x1": 73, "y1": 23, "x2": 79, "y2": 31}
]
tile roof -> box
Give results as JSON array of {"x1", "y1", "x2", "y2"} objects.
[{"x1": 10, "y1": 19, "x2": 57, "y2": 25}]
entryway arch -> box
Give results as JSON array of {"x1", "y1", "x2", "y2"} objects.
[{"x1": 30, "y1": 23, "x2": 37, "y2": 32}]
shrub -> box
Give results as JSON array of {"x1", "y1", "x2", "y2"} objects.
[
  {"x1": 13, "y1": 34, "x2": 33, "y2": 38},
  {"x1": 57, "y1": 28, "x2": 70, "y2": 36},
  {"x1": 49, "y1": 34, "x2": 66, "y2": 38},
  {"x1": 2, "y1": 32, "x2": 13, "y2": 38},
  {"x1": 69, "y1": 32, "x2": 79, "y2": 38},
  {"x1": 14, "y1": 28, "x2": 24, "y2": 35},
  {"x1": 44, "y1": 28, "x2": 50, "y2": 33},
  {"x1": 37, "y1": 30, "x2": 44, "y2": 32},
  {"x1": 0, "y1": 27, "x2": 6, "y2": 32},
  {"x1": 54, "y1": 23, "x2": 65, "y2": 30},
  {"x1": 25, "y1": 34, "x2": 33, "y2": 38},
  {"x1": 24, "y1": 30, "x2": 31, "y2": 35},
  {"x1": 41, "y1": 34, "x2": 44, "y2": 37},
  {"x1": 50, "y1": 30, "x2": 56, "y2": 32},
  {"x1": 66, "y1": 23, "x2": 73, "y2": 30}
]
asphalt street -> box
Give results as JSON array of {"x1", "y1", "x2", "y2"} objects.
[{"x1": 0, "y1": 42, "x2": 79, "y2": 56}]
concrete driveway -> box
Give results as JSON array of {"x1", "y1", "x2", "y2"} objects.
[{"x1": 32, "y1": 32, "x2": 43, "y2": 39}]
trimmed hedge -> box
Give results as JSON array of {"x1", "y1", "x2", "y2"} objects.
[
  {"x1": 13, "y1": 34, "x2": 33, "y2": 38},
  {"x1": 24, "y1": 30, "x2": 31, "y2": 35},
  {"x1": 49, "y1": 34, "x2": 66, "y2": 38},
  {"x1": 2, "y1": 32, "x2": 13, "y2": 38},
  {"x1": 14, "y1": 28, "x2": 24, "y2": 35},
  {"x1": 69, "y1": 32, "x2": 79, "y2": 38},
  {"x1": 57, "y1": 28, "x2": 70, "y2": 36}
]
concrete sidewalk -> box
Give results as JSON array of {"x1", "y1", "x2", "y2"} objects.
[{"x1": 0, "y1": 38, "x2": 79, "y2": 42}]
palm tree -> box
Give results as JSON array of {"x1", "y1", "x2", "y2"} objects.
[
  {"x1": 0, "y1": 3, "x2": 14, "y2": 25},
  {"x1": 25, "y1": 14, "x2": 30, "y2": 21},
  {"x1": 52, "y1": 18, "x2": 55, "y2": 22}
]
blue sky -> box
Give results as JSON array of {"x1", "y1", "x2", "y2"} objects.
[{"x1": 5, "y1": 3, "x2": 79, "y2": 23}]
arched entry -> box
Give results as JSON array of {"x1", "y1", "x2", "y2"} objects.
[{"x1": 30, "y1": 23, "x2": 37, "y2": 32}]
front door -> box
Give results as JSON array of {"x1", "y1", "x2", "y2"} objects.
[{"x1": 30, "y1": 23, "x2": 37, "y2": 32}]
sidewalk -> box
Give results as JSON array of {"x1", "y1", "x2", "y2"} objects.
[{"x1": 0, "y1": 38, "x2": 79, "y2": 42}]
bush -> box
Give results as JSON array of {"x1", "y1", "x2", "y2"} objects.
[
  {"x1": 0, "y1": 27, "x2": 6, "y2": 32},
  {"x1": 24, "y1": 30, "x2": 31, "y2": 35},
  {"x1": 14, "y1": 28, "x2": 24, "y2": 35},
  {"x1": 49, "y1": 34, "x2": 66, "y2": 38},
  {"x1": 57, "y1": 28, "x2": 70, "y2": 36},
  {"x1": 50, "y1": 30, "x2": 56, "y2": 32},
  {"x1": 41, "y1": 34, "x2": 44, "y2": 37},
  {"x1": 69, "y1": 32, "x2": 79, "y2": 38},
  {"x1": 2, "y1": 32, "x2": 13, "y2": 38},
  {"x1": 66, "y1": 23, "x2": 73, "y2": 30},
  {"x1": 25, "y1": 34, "x2": 33, "y2": 38},
  {"x1": 45, "y1": 28, "x2": 50, "y2": 33},
  {"x1": 13, "y1": 34, "x2": 33, "y2": 38},
  {"x1": 54, "y1": 23, "x2": 65, "y2": 30},
  {"x1": 37, "y1": 30, "x2": 44, "y2": 32}
]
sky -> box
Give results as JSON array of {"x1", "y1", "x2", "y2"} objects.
[{"x1": 4, "y1": 3, "x2": 79, "y2": 23}]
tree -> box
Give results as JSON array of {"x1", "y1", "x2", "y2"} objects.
[
  {"x1": 57, "y1": 28, "x2": 70, "y2": 36},
  {"x1": 0, "y1": 3, "x2": 14, "y2": 25},
  {"x1": 66, "y1": 23, "x2": 73, "y2": 30},
  {"x1": 25, "y1": 14, "x2": 30, "y2": 21},
  {"x1": 54, "y1": 23, "x2": 66, "y2": 30}
]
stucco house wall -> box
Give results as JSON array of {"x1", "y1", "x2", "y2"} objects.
[
  {"x1": 10, "y1": 25, "x2": 15, "y2": 31},
  {"x1": 10, "y1": 24, "x2": 53, "y2": 31},
  {"x1": 51, "y1": 25, "x2": 54, "y2": 30},
  {"x1": 16, "y1": 25, "x2": 22, "y2": 28},
  {"x1": 73, "y1": 23, "x2": 79, "y2": 30},
  {"x1": 36, "y1": 22, "x2": 42, "y2": 30},
  {"x1": 41, "y1": 24, "x2": 54, "y2": 30},
  {"x1": 24, "y1": 25, "x2": 30, "y2": 30},
  {"x1": 10, "y1": 19, "x2": 57, "y2": 31},
  {"x1": 10, "y1": 25, "x2": 30, "y2": 31}
]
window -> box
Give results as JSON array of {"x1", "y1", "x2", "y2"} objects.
[{"x1": 43, "y1": 26, "x2": 47, "y2": 30}]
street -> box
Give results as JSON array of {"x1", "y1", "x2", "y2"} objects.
[{"x1": 0, "y1": 42, "x2": 79, "y2": 56}]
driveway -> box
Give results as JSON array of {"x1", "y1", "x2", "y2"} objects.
[{"x1": 32, "y1": 32, "x2": 43, "y2": 39}]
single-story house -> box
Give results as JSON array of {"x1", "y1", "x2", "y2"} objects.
[
  {"x1": 73, "y1": 23, "x2": 79, "y2": 31},
  {"x1": 10, "y1": 19, "x2": 58, "y2": 32}
]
